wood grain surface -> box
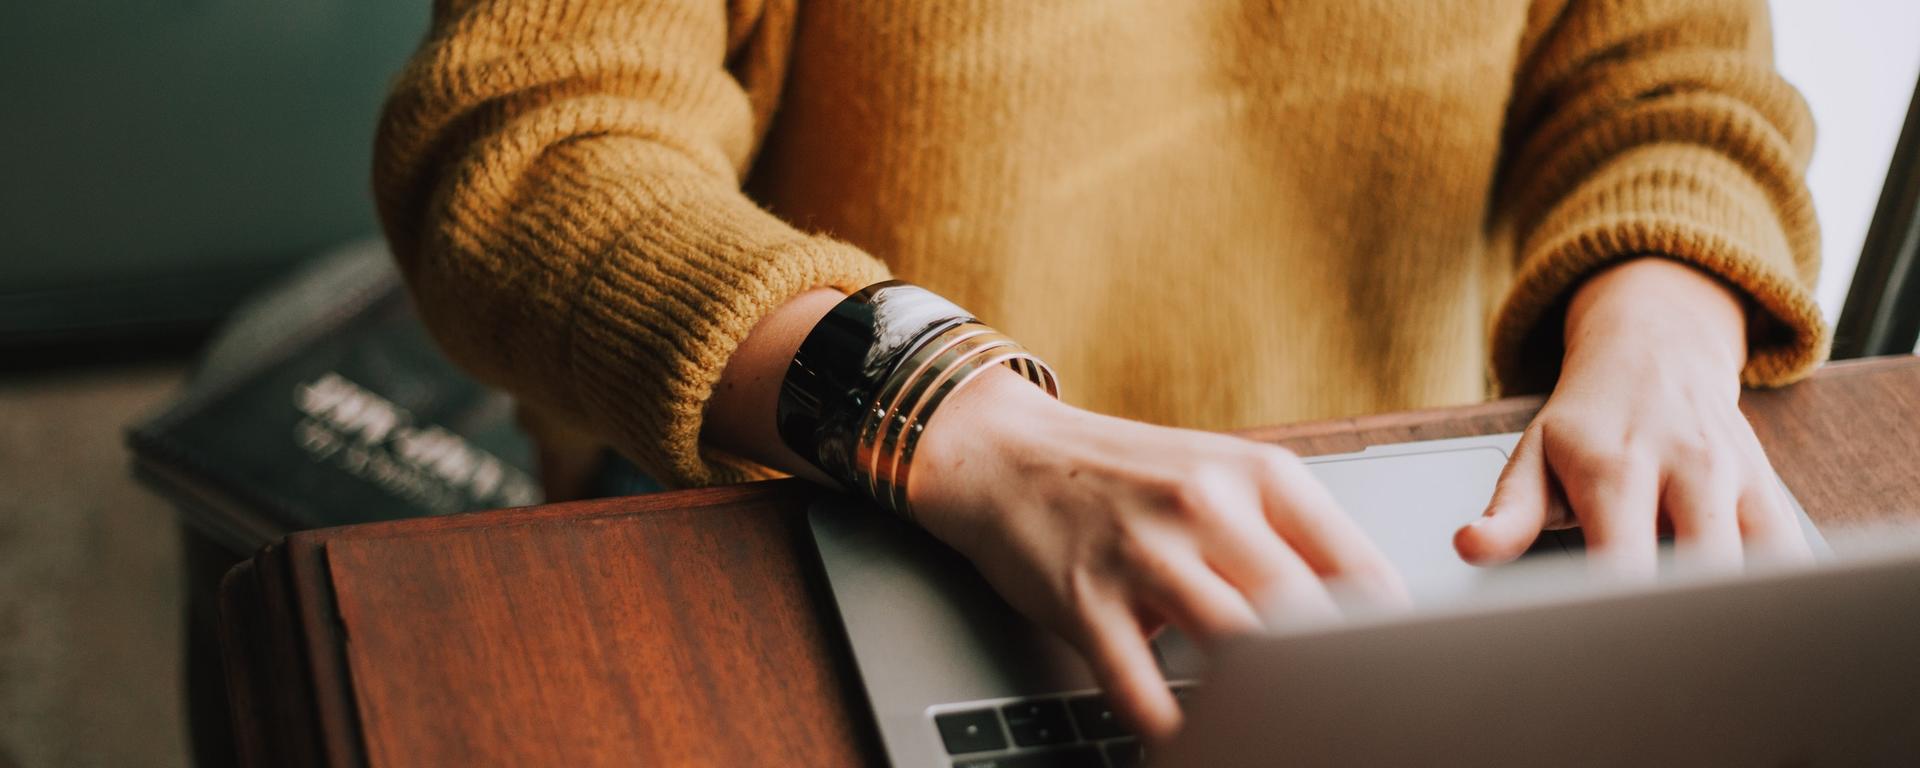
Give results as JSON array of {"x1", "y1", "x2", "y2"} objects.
[{"x1": 221, "y1": 355, "x2": 1920, "y2": 767}]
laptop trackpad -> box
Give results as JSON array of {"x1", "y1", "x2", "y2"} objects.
[
  {"x1": 1156, "y1": 444, "x2": 1521, "y2": 678},
  {"x1": 1306, "y1": 445, "x2": 1535, "y2": 604}
]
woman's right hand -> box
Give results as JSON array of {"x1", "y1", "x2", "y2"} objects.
[{"x1": 907, "y1": 369, "x2": 1408, "y2": 741}]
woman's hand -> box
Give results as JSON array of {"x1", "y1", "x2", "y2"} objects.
[
  {"x1": 908, "y1": 370, "x2": 1407, "y2": 741},
  {"x1": 1455, "y1": 257, "x2": 1813, "y2": 576}
]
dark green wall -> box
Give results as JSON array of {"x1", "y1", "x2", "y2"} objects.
[{"x1": 1, "y1": 1, "x2": 430, "y2": 340}]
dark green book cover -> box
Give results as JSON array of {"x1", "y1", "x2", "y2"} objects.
[{"x1": 128, "y1": 242, "x2": 542, "y2": 553}]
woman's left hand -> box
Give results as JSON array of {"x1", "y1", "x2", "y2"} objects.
[{"x1": 1454, "y1": 257, "x2": 1813, "y2": 576}]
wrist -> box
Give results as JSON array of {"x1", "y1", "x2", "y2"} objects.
[
  {"x1": 772, "y1": 280, "x2": 1059, "y2": 515},
  {"x1": 906, "y1": 366, "x2": 1070, "y2": 529},
  {"x1": 1563, "y1": 257, "x2": 1747, "y2": 379}
]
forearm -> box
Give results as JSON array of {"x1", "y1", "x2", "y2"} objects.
[
  {"x1": 375, "y1": 0, "x2": 892, "y2": 488},
  {"x1": 701, "y1": 288, "x2": 846, "y2": 485}
]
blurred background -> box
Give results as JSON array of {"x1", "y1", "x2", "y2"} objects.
[
  {"x1": 2, "y1": 3, "x2": 432, "y2": 767},
  {"x1": 1, "y1": 2, "x2": 1916, "y2": 766}
]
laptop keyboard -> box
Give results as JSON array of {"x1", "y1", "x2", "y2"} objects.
[{"x1": 930, "y1": 684, "x2": 1193, "y2": 767}]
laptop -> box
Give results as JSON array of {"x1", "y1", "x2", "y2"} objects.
[{"x1": 806, "y1": 433, "x2": 1915, "y2": 767}]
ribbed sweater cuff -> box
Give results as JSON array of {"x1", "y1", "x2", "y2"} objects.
[
  {"x1": 1492, "y1": 144, "x2": 1830, "y2": 394},
  {"x1": 570, "y1": 234, "x2": 891, "y2": 488}
]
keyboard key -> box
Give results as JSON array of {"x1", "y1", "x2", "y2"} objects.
[
  {"x1": 1000, "y1": 699, "x2": 1075, "y2": 747},
  {"x1": 934, "y1": 708, "x2": 1008, "y2": 754},
  {"x1": 1104, "y1": 738, "x2": 1145, "y2": 768},
  {"x1": 953, "y1": 745, "x2": 1104, "y2": 768},
  {"x1": 1065, "y1": 695, "x2": 1128, "y2": 740}
]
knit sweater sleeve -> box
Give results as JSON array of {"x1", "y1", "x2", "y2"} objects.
[
  {"x1": 1489, "y1": 0, "x2": 1828, "y2": 394},
  {"x1": 373, "y1": 0, "x2": 891, "y2": 487}
]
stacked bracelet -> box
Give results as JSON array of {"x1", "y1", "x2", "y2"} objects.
[{"x1": 777, "y1": 281, "x2": 1058, "y2": 521}]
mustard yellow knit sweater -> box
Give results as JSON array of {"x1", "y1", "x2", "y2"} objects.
[{"x1": 374, "y1": 0, "x2": 1827, "y2": 489}]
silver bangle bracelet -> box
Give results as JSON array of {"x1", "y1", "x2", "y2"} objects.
[{"x1": 777, "y1": 281, "x2": 1058, "y2": 519}]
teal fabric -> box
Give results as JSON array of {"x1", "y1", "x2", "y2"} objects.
[{"x1": 595, "y1": 452, "x2": 667, "y2": 497}]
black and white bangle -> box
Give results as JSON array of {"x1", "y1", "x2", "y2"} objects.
[{"x1": 776, "y1": 280, "x2": 1058, "y2": 519}]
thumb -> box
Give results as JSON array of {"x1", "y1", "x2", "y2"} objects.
[{"x1": 1455, "y1": 426, "x2": 1551, "y2": 566}]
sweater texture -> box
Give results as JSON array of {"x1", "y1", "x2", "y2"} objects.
[{"x1": 375, "y1": 0, "x2": 1827, "y2": 488}]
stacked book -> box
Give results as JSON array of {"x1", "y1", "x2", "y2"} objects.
[{"x1": 128, "y1": 239, "x2": 542, "y2": 555}]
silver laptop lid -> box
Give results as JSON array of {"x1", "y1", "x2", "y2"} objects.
[{"x1": 1159, "y1": 534, "x2": 1920, "y2": 767}]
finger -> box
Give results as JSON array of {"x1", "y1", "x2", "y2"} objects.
[
  {"x1": 1738, "y1": 478, "x2": 1814, "y2": 566},
  {"x1": 1205, "y1": 532, "x2": 1347, "y2": 633},
  {"x1": 1200, "y1": 510, "x2": 1332, "y2": 615},
  {"x1": 1456, "y1": 426, "x2": 1553, "y2": 566},
  {"x1": 1194, "y1": 477, "x2": 1384, "y2": 612},
  {"x1": 1255, "y1": 453, "x2": 1408, "y2": 604},
  {"x1": 1069, "y1": 599, "x2": 1182, "y2": 742},
  {"x1": 1139, "y1": 554, "x2": 1266, "y2": 643},
  {"x1": 1662, "y1": 467, "x2": 1743, "y2": 574},
  {"x1": 1565, "y1": 455, "x2": 1660, "y2": 580}
]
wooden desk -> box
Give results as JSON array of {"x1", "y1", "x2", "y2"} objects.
[{"x1": 219, "y1": 356, "x2": 1920, "y2": 767}]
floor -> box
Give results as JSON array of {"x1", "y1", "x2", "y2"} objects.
[{"x1": 0, "y1": 362, "x2": 191, "y2": 768}]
